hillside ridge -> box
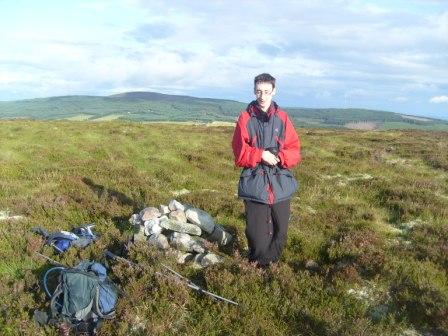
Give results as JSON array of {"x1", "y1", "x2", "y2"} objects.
[{"x1": 1, "y1": 91, "x2": 447, "y2": 130}]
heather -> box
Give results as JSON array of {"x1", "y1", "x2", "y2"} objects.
[{"x1": 0, "y1": 120, "x2": 447, "y2": 335}]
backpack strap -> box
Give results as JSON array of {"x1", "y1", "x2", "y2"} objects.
[
  {"x1": 49, "y1": 282, "x2": 64, "y2": 319},
  {"x1": 92, "y1": 280, "x2": 117, "y2": 319},
  {"x1": 43, "y1": 266, "x2": 65, "y2": 298}
]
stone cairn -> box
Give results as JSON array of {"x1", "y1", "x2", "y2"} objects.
[{"x1": 129, "y1": 199, "x2": 233, "y2": 268}]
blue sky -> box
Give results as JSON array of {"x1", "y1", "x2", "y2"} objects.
[{"x1": 1, "y1": 0, "x2": 447, "y2": 120}]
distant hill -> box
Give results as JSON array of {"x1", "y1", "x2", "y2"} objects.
[
  {"x1": 109, "y1": 91, "x2": 238, "y2": 104},
  {"x1": 1, "y1": 91, "x2": 447, "y2": 130}
]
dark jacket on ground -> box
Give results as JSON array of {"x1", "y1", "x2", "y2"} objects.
[{"x1": 232, "y1": 101, "x2": 301, "y2": 204}]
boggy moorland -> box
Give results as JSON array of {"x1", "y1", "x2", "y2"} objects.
[{"x1": 0, "y1": 120, "x2": 447, "y2": 335}]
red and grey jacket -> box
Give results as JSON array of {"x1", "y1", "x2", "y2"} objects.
[{"x1": 232, "y1": 101, "x2": 301, "y2": 204}]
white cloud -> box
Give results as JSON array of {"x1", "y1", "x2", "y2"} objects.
[
  {"x1": 1, "y1": 0, "x2": 448, "y2": 119},
  {"x1": 430, "y1": 95, "x2": 448, "y2": 103},
  {"x1": 432, "y1": 11, "x2": 448, "y2": 42},
  {"x1": 0, "y1": 70, "x2": 36, "y2": 85}
]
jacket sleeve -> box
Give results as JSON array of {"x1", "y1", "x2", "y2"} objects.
[
  {"x1": 278, "y1": 115, "x2": 301, "y2": 169},
  {"x1": 232, "y1": 113, "x2": 263, "y2": 168}
]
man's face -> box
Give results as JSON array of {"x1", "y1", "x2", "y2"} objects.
[{"x1": 254, "y1": 82, "x2": 276, "y2": 111}]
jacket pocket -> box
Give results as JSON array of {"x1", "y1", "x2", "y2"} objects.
[
  {"x1": 238, "y1": 167, "x2": 269, "y2": 203},
  {"x1": 271, "y1": 169, "x2": 298, "y2": 201}
]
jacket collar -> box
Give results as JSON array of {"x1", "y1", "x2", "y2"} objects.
[{"x1": 247, "y1": 100, "x2": 278, "y2": 118}]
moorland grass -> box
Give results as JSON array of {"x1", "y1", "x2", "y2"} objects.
[{"x1": 0, "y1": 120, "x2": 446, "y2": 335}]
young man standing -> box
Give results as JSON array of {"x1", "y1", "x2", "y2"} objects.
[{"x1": 232, "y1": 73, "x2": 301, "y2": 267}]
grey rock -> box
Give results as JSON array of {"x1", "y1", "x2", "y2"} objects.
[
  {"x1": 143, "y1": 218, "x2": 159, "y2": 236},
  {"x1": 140, "y1": 207, "x2": 161, "y2": 221},
  {"x1": 207, "y1": 224, "x2": 233, "y2": 246},
  {"x1": 150, "y1": 221, "x2": 163, "y2": 235},
  {"x1": 133, "y1": 231, "x2": 146, "y2": 243},
  {"x1": 168, "y1": 199, "x2": 185, "y2": 211},
  {"x1": 305, "y1": 260, "x2": 321, "y2": 272},
  {"x1": 191, "y1": 253, "x2": 205, "y2": 269},
  {"x1": 185, "y1": 208, "x2": 215, "y2": 233},
  {"x1": 169, "y1": 232, "x2": 205, "y2": 253},
  {"x1": 159, "y1": 205, "x2": 170, "y2": 215},
  {"x1": 161, "y1": 219, "x2": 202, "y2": 236},
  {"x1": 176, "y1": 252, "x2": 194, "y2": 264},
  {"x1": 191, "y1": 253, "x2": 221, "y2": 269},
  {"x1": 129, "y1": 213, "x2": 142, "y2": 226},
  {"x1": 169, "y1": 209, "x2": 187, "y2": 223},
  {"x1": 183, "y1": 203, "x2": 194, "y2": 211},
  {"x1": 148, "y1": 233, "x2": 169, "y2": 250},
  {"x1": 200, "y1": 253, "x2": 222, "y2": 267},
  {"x1": 137, "y1": 225, "x2": 145, "y2": 235}
]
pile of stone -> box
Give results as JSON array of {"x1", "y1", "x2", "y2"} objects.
[{"x1": 129, "y1": 199, "x2": 233, "y2": 268}]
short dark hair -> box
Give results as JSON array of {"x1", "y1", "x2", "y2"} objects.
[{"x1": 254, "y1": 73, "x2": 276, "y2": 89}]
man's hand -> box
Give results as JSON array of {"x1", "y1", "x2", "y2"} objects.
[{"x1": 261, "y1": 150, "x2": 280, "y2": 166}]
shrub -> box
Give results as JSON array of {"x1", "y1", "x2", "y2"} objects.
[
  {"x1": 322, "y1": 229, "x2": 386, "y2": 279},
  {"x1": 376, "y1": 184, "x2": 447, "y2": 223},
  {"x1": 388, "y1": 259, "x2": 448, "y2": 332},
  {"x1": 407, "y1": 224, "x2": 448, "y2": 271}
]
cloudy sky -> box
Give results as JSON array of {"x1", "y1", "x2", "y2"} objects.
[{"x1": 1, "y1": 0, "x2": 447, "y2": 119}]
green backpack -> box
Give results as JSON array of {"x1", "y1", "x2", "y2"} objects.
[{"x1": 40, "y1": 261, "x2": 118, "y2": 334}]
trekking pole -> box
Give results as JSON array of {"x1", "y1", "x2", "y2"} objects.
[
  {"x1": 104, "y1": 250, "x2": 238, "y2": 306},
  {"x1": 33, "y1": 252, "x2": 69, "y2": 299},
  {"x1": 104, "y1": 250, "x2": 143, "y2": 270},
  {"x1": 160, "y1": 263, "x2": 238, "y2": 306},
  {"x1": 34, "y1": 252, "x2": 69, "y2": 267}
]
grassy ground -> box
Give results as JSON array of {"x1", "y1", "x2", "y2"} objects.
[{"x1": 0, "y1": 120, "x2": 447, "y2": 335}]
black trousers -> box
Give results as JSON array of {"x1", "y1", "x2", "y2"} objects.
[{"x1": 244, "y1": 199, "x2": 291, "y2": 266}]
